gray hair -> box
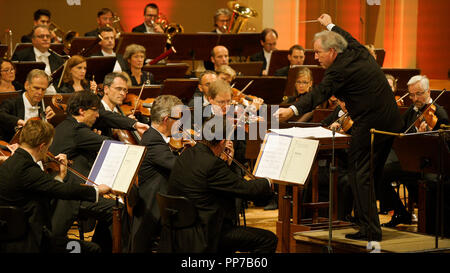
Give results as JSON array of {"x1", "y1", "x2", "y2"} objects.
[
  {"x1": 123, "y1": 44, "x2": 146, "y2": 61},
  {"x1": 314, "y1": 30, "x2": 348, "y2": 53},
  {"x1": 103, "y1": 72, "x2": 130, "y2": 86},
  {"x1": 26, "y1": 69, "x2": 49, "y2": 84},
  {"x1": 407, "y1": 75, "x2": 429, "y2": 92},
  {"x1": 214, "y1": 8, "x2": 231, "y2": 22},
  {"x1": 208, "y1": 78, "x2": 231, "y2": 99},
  {"x1": 150, "y1": 95, "x2": 183, "y2": 123}
]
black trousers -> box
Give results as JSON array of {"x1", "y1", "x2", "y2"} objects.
[
  {"x1": 218, "y1": 226, "x2": 278, "y2": 253},
  {"x1": 348, "y1": 132, "x2": 394, "y2": 241}
]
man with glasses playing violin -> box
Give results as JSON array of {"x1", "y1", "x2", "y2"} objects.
[
  {"x1": 0, "y1": 69, "x2": 55, "y2": 142},
  {"x1": 128, "y1": 95, "x2": 184, "y2": 252},
  {"x1": 379, "y1": 75, "x2": 449, "y2": 228},
  {"x1": 0, "y1": 118, "x2": 113, "y2": 253}
]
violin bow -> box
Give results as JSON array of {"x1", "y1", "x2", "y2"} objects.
[
  {"x1": 395, "y1": 93, "x2": 409, "y2": 103},
  {"x1": 132, "y1": 74, "x2": 149, "y2": 115},
  {"x1": 404, "y1": 88, "x2": 446, "y2": 133}
]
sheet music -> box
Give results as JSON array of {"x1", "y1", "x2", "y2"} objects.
[
  {"x1": 270, "y1": 126, "x2": 347, "y2": 138},
  {"x1": 93, "y1": 143, "x2": 128, "y2": 187},
  {"x1": 254, "y1": 134, "x2": 292, "y2": 179},
  {"x1": 113, "y1": 145, "x2": 146, "y2": 193},
  {"x1": 279, "y1": 138, "x2": 319, "y2": 184}
]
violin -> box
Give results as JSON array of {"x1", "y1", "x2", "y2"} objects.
[
  {"x1": 231, "y1": 87, "x2": 258, "y2": 106},
  {"x1": 414, "y1": 103, "x2": 438, "y2": 131},
  {"x1": 395, "y1": 93, "x2": 408, "y2": 107},
  {"x1": 121, "y1": 93, "x2": 154, "y2": 117},
  {"x1": 330, "y1": 112, "x2": 353, "y2": 133},
  {"x1": 51, "y1": 94, "x2": 67, "y2": 112},
  {"x1": 168, "y1": 129, "x2": 197, "y2": 154},
  {"x1": 0, "y1": 140, "x2": 12, "y2": 158}
]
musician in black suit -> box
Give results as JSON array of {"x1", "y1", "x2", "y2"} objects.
[
  {"x1": 49, "y1": 91, "x2": 148, "y2": 252},
  {"x1": 0, "y1": 69, "x2": 55, "y2": 142},
  {"x1": 0, "y1": 119, "x2": 113, "y2": 253},
  {"x1": 274, "y1": 14, "x2": 404, "y2": 241},
  {"x1": 379, "y1": 75, "x2": 449, "y2": 228},
  {"x1": 187, "y1": 70, "x2": 217, "y2": 108},
  {"x1": 21, "y1": 9, "x2": 60, "y2": 44},
  {"x1": 250, "y1": 28, "x2": 278, "y2": 75},
  {"x1": 89, "y1": 27, "x2": 128, "y2": 72},
  {"x1": 13, "y1": 25, "x2": 65, "y2": 76},
  {"x1": 162, "y1": 115, "x2": 276, "y2": 253},
  {"x1": 131, "y1": 3, "x2": 164, "y2": 33},
  {"x1": 129, "y1": 95, "x2": 183, "y2": 252},
  {"x1": 212, "y1": 8, "x2": 232, "y2": 33},
  {"x1": 84, "y1": 8, "x2": 114, "y2": 37},
  {"x1": 274, "y1": 44, "x2": 306, "y2": 76}
]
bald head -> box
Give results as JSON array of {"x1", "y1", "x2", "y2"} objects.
[{"x1": 210, "y1": 46, "x2": 229, "y2": 70}]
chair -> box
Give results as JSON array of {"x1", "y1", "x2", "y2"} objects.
[
  {"x1": 156, "y1": 192, "x2": 198, "y2": 252},
  {"x1": 0, "y1": 206, "x2": 27, "y2": 241}
]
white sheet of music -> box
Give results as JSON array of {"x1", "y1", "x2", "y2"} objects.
[
  {"x1": 93, "y1": 143, "x2": 128, "y2": 187},
  {"x1": 279, "y1": 138, "x2": 319, "y2": 184},
  {"x1": 113, "y1": 145, "x2": 146, "y2": 193},
  {"x1": 270, "y1": 126, "x2": 347, "y2": 138},
  {"x1": 254, "y1": 134, "x2": 292, "y2": 179}
]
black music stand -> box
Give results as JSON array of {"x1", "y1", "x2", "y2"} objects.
[
  {"x1": 392, "y1": 133, "x2": 449, "y2": 247},
  {"x1": 161, "y1": 79, "x2": 198, "y2": 104},
  {"x1": 217, "y1": 33, "x2": 261, "y2": 59},
  {"x1": 116, "y1": 33, "x2": 166, "y2": 59},
  {"x1": 142, "y1": 63, "x2": 189, "y2": 83},
  {"x1": 304, "y1": 49, "x2": 320, "y2": 66},
  {"x1": 268, "y1": 50, "x2": 289, "y2": 76},
  {"x1": 68, "y1": 37, "x2": 102, "y2": 56},
  {"x1": 233, "y1": 76, "x2": 287, "y2": 104},
  {"x1": 168, "y1": 33, "x2": 219, "y2": 62},
  {"x1": 12, "y1": 61, "x2": 46, "y2": 85},
  {"x1": 0, "y1": 44, "x2": 8, "y2": 57},
  {"x1": 229, "y1": 61, "x2": 263, "y2": 76},
  {"x1": 85, "y1": 56, "x2": 116, "y2": 84}
]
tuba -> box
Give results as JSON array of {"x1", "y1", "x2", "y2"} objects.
[
  {"x1": 108, "y1": 14, "x2": 124, "y2": 38},
  {"x1": 153, "y1": 14, "x2": 184, "y2": 39},
  {"x1": 227, "y1": 1, "x2": 257, "y2": 33}
]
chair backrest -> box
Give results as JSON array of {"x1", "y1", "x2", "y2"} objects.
[
  {"x1": 0, "y1": 206, "x2": 27, "y2": 241},
  {"x1": 156, "y1": 192, "x2": 197, "y2": 229}
]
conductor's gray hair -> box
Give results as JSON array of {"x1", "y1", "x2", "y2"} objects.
[
  {"x1": 407, "y1": 75, "x2": 429, "y2": 92},
  {"x1": 313, "y1": 30, "x2": 348, "y2": 53}
]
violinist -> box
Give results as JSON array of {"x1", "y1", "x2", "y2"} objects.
[
  {"x1": 403, "y1": 75, "x2": 448, "y2": 133},
  {"x1": 385, "y1": 74, "x2": 402, "y2": 106},
  {"x1": 322, "y1": 98, "x2": 352, "y2": 134},
  {"x1": 379, "y1": 75, "x2": 448, "y2": 228},
  {"x1": 187, "y1": 70, "x2": 217, "y2": 108},
  {"x1": 162, "y1": 115, "x2": 277, "y2": 253},
  {"x1": 58, "y1": 55, "x2": 98, "y2": 93},
  {"x1": 49, "y1": 91, "x2": 146, "y2": 252},
  {"x1": 0, "y1": 69, "x2": 55, "y2": 142},
  {"x1": 129, "y1": 95, "x2": 184, "y2": 253},
  {"x1": 0, "y1": 58, "x2": 24, "y2": 92},
  {"x1": 123, "y1": 44, "x2": 154, "y2": 86},
  {"x1": 0, "y1": 119, "x2": 113, "y2": 253}
]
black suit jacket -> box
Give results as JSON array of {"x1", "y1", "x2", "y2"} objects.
[
  {"x1": 293, "y1": 25, "x2": 403, "y2": 152},
  {"x1": 124, "y1": 69, "x2": 154, "y2": 86},
  {"x1": 129, "y1": 126, "x2": 178, "y2": 252},
  {"x1": 11, "y1": 46, "x2": 64, "y2": 73},
  {"x1": 166, "y1": 143, "x2": 272, "y2": 252},
  {"x1": 274, "y1": 65, "x2": 289, "y2": 76},
  {"x1": 250, "y1": 50, "x2": 266, "y2": 75},
  {"x1": 132, "y1": 23, "x2": 147, "y2": 33},
  {"x1": 0, "y1": 95, "x2": 45, "y2": 142},
  {"x1": 0, "y1": 148, "x2": 96, "y2": 252},
  {"x1": 84, "y1": 28, "x2": 100, "y2": 37}
]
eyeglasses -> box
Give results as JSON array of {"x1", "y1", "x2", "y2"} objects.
[
  {"x1": 110, "y1": 86, "x2": 128, "y2": 94},
  {"x1": 214, "y1": 99, "x2": 232, "y2": 106},
  {"x1": 408, "y1": 91, "x2": 426, "y2": 98},
  {"x1": 295, "y1": 81, "x2": 310, "y2": 85}
]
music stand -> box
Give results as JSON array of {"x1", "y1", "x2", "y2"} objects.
[
  {"x1": 304, "y1": 49, "x2": 320, "y2": 66},
  {"x1": 168, "y1": 33, "x2": 219, "y2": 61},
  {"x1": 267, "y1": 50, "x2": 289, "y2": 76},
  {"x1": 233, "y1": 76, "x2": 287, "y2": 104},
  {"x1": 229, "y1": 61, "x2": 263, "y2": 76},
  {"x1": 12, "y1": 61, "x2": 46, "y2": 85},
  {"x1": 127, "y1": 85, "x2": 162, "y2": 99},
  {"x1": 0, "y1": 91, "x2": 21, "y2": 104},
  {"x1": 142, "y1": 63, "x2": 189, "y2": 83},
  {"x1": 116, "y1": 33, "x2": 166, "y2": 59},
  {"x1": 68, "y1": 37, "x2": 102, "y2": 56},
  {"x1": 381, "y1": 68, "x2": 421, "y2": 93},
  {"x1": 217, "y1": 33, "x2": 261, "y2": 58},
  {"x1": 85, "y1": 56, "x2": 116, "y2": 84},
  {"x1": 161, "y1": 79, "x2": 198, "y2": 104},
  {"x1": 375, "y1": 49, "x2": 385, "y2": 67}
]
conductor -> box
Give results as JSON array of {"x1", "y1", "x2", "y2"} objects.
[{"x1": 274, "y1": 14, "x2": 403, "y2": 241}]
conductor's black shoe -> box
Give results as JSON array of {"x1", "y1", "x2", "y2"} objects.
[
  {"x1": 381, "y1": 212, "x2": 412, "y2": 227},
  {"x1": 263, "y1": 197, "x2": 278, "y2": 210},
  {"x1": 345, "y1": 231, "x2": 382, "y2": 241}
]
